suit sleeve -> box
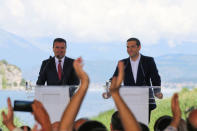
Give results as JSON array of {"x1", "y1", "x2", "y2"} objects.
[
  {"x1": 36, "y1": 61, "x2": 47, "y2": 85},
  {"x1": 149, "y1": 58, "x2": 161, "y2": 94},
  {"x1": 67, "y1": 63, "x2": 80, "y2": 85}
]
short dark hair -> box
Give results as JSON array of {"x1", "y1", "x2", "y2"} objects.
[
  {"x1": 53, "y1": 38, "x2": 67, "y2": 47},
  {"x1": 111, "y1": 111, "x2": 124, "y2": 131},
  {"x1": 187, "y1": 118, "x2": 197, "y2": 131},
  {"x1": 78, "y1": 120, "x2": 107, "y2": 131},
  {"x1": 154, "y1": 115, "x2": 172, "y2": 131},
  {"x1": 139, "y1": 122, "x2": 149, "y2": 131},
  {"x1": 127, "y1": 37, "x2": 141, "y2": 47},
  {"x1": 20, "y1": 126, "x2": 31, "y2": 131}
]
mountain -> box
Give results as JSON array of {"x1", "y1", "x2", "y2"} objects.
[
  {"x1": 155, "y1": 54, "x2": 197, "y2": 83},
  {"x1": 0, "y1": 29, "x2": 49, "y2": 71}
]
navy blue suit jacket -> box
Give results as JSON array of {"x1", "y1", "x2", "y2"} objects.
[
  {"x1": 36, "y1": 56, "x2": 79, "y2": 86},
  {"x1": 113, "y1": 55, "x2": 161, "y2": 109}
]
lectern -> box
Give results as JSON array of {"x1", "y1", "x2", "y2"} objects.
[
  {"x1": 119, "y1": 86, "x2": 150, "y2": 125},
  {"x1": 35, "y1": 86, "x2": 75, "y2": 123}
]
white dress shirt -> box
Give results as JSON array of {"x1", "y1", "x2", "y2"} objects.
[{"x1": 130, "y1": 54, "x2": 141, "y2": 83}]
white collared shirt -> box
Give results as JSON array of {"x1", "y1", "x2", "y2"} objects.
[
  {"x1": 55, "y1": 56, "x2": 65, "y2": 72},
  {"x1": 130, "y1": 54, "x2": 141, "y2": 83}
]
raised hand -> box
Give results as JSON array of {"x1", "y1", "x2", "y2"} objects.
[
  {"x1": 109, "y1": 61, "x2": 124, "y2": 94},
  {"x1": 73, "y1": 57, "x2": 89, "y2": 88},
  {"x1": 32, "y1": 100, "x2": 52, "y2": 131},
  {"x1": 170, "y1": 93, "x2": 181, "y2": 128},
  {"x1": 1, "y1": 97, "x2": 16, "y2": 131},
  {"x1": 116, "y1": 61, "x2": 124, "y2": 87},
  {"x1": 59, "y1": 57, "x2": 90, "y2": 131}
]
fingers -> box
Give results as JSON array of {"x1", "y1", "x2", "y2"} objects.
[
  {"x1": 32, "y1": 124, "x2": 38, "y2": 131},
  {"x1": 73, "y1": 57, "x2": 85, "y2": 78},
  {"x1": 1, "y1": 111, "x2": 7, "y2": 124},
  {"x1": 118, "y1": 61, "x2": 124, "y2": 72},
  {"x1": 32, "y1": 100, "x2": 37, "y2": 113},
  {"x1": 7, "y1": 97, "x2": 13, "y2": 117},
  {"x1": 32, "y1": 100, "x2": 44, "y2": 112},
  {"x1": 109, "y1": 77, "x2": 119, "y2": 93},
  {"x1": 116, "y1": 61, "x2": 124, "y2": 87},
  {"x1": 155, "y1": 93, "x2": 163, "y2": 99},
  {"x1": 7, "y1": 97, "x2": 12, "y2": 111},
  {"x1": 77, "y1": 57, "x2": 82, "y2": 64},
  {"x1": 111, "y1": 77, "x2": 117, "y2": 88},
  {"x1": 172, "y1": 93, "x2": 178, "y2": 105},
  {"x1": 171, "y1": 93, "x2": 181, "y2": 115},
  {"x1": 73, "y1": 57, "x2": 83, "y2": 69}
]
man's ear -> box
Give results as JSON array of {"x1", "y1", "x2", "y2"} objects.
[
  {"x1": 138, "y1": 45, "x2": 141, "y2": 51},
  {"x1": 52, "y1": 47, "x2": 55, "y2": 52}
]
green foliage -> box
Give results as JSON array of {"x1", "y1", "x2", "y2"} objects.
[
  {"x1": 0, "y1": 109, "x2": 23, "y2": 131},
  {"x1": 180, "y1": 87, "x2": 189, "y2": 93},
  {"x1": 0, "y1": 68, "x2": 4, "y2": 75},
  {"x1": 92, "y1": 88, "x2": 197, "y2": 131},
  {"x1": 91, "y1": 109, "x2": 115, "y2": 131},
  {"x1": 2, "y1": 76, "x2": 7, "y2": 89},
  {"x1": 20, "y1": 78, "x2": 26, "y2": 86},
  {"x1": 192, "y1": 87, "x2": 197, "y2": 92},
  {"x1": 0, "y1": 60, "x2": 8, "y2": 65}
]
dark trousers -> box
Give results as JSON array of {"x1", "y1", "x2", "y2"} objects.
[{"x1": 149, "y1": 104, "x2": 156, "y2": 123}]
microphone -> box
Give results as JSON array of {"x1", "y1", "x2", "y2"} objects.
[
  {"x1": 39, "y1": 56, "x2": 53, "y2": 78},
  {"x1": 140, "y1": 62, "x2": 146, "y2": 86}
]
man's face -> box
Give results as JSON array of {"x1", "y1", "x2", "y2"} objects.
[
  {"x1": 127, "y1": 41, "x2": 141, "y2": 58},
  {"x1": 53, "y1": 42, "x2": 66, "y2": 59}
]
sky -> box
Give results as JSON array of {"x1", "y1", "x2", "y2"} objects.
[{"x1": 0, "y1": 0, "x2": 197, "y2": 60}]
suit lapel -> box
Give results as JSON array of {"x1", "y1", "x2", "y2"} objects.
[
  {"x1": 136, "y1": 55, "x2": 145, "y2": 85},
  {"x1": 124, "y1": 57, "x2": 135, "y2": 85},
  {"x1": 51, "y1": 58, "x2": 59, "y2": 80},
  {"x1": 62, "y1": 57, "x2": 69, "y2": 78}
]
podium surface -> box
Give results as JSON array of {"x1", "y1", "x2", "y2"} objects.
[
  {"x1": 119, "y1": 86, "x2": 151, "y2": 125},
  {"x1": 35, "y1": 86, "x2": 70, "y2": 123}
]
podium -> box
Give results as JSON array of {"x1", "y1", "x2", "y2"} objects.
[
  {"x1": 119, "y1": 86, "x2": 150, "y2": 125},
  {"x1": 35, "y1": 86, "x2": 75, "y2": 123}
]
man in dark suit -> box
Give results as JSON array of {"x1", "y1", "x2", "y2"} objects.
[
  {"x1": 113, "y1": 37, "x2": 163, "y2": 122},
  {"x1": 36, "y1": 38, "x2": 79, "y2": 86}
]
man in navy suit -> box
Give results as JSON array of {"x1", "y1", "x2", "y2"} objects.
[
  {"x1": 113, "y1": 37, "x2": 163, "y2": 122},
  {"x1": 36, "y1": 38, "x2": 79, "y2": 86}
]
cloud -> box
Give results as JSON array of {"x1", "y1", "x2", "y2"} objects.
[{"x1": 0, "y1": 0, "x2": 197, "y2": 46}]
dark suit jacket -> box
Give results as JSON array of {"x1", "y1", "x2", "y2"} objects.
[
  {"x1": 36, "y1": 56, "x2": 79, "y2": 86},
  {"x1": 113, "y1": 55, "x2": 161, "y2": 110}
]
